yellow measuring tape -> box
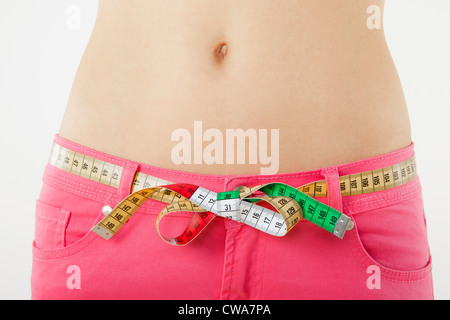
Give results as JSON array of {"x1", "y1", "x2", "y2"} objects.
[{"x1": 49, "y1": 143, "x2": 417, "y2": 245}]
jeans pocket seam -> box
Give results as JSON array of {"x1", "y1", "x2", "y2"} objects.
[{"x1": 346, "y1": 220, "x2": 432, "y2": 283}]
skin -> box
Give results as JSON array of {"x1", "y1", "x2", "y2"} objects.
[{"x1": 59, "y1": 0, "x2": 411, "y2": 175}]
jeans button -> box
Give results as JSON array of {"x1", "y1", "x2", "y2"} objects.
[{"x1": 102, "y1": 205, "x2": 113, "y2": 215}]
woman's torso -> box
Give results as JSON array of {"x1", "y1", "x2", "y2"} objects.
[{"x1": 59, "y1": 0, "x2": 411, "y2": 175}]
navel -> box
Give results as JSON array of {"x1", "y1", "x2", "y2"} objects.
[{"x1": 214, "y1": 42, "x2": 228, "y2": 62}]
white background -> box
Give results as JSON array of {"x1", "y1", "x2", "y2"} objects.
[{"x1": 0, "y1": 0, "x2": 449, "y2": 300}]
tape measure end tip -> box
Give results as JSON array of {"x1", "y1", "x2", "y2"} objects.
[{"x1": 91, "y1": 225, "x2": 114, "y2": 240}]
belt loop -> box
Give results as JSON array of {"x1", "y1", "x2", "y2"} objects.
[
  {"x1": 320, "y1": 166, "x2": 343, "y2": 213},
  {"x1": 117, "y1": 160, "x2": 139, "y2": 204}
]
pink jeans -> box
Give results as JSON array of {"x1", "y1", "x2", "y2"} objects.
[{"x1": 31, "y1": 135, "x2": 433, "y2": 299}]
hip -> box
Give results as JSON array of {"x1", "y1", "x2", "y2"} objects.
[{"x1": 31, "y1": 135, "x2": 433, "y2": 299}]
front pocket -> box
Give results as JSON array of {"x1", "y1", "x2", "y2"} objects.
[
  {"x1": 34, "y1": 200, "x2": 71, "y2": 251},
  {"x1": 32, "y1": 182, "x2": 111, "y2": 260},
  {"x1": 349, "y1": 189, "x2": 431, "y2": 275}
]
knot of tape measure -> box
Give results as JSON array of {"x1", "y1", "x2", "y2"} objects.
[{"x1": 91, "y1": 182, "x2": 354, "y2": 246}]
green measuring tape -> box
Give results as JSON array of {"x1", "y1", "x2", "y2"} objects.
[{"x1": 217, "y1": 182, "x2": 353, "y2": 239}]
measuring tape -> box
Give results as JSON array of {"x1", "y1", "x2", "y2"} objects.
[
  {"x1": 49, "y1": 142, "x2": 417, "y2": 246},
  {"x1": 91, "y1": 181, "x2": 352, "y2": 245}
]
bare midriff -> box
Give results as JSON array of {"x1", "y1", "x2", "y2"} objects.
[{"x1": 59, "y1": 0, "x2": 411, "y2": 175}]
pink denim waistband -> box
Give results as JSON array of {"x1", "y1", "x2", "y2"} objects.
[{"x1": 44, "y1": 134, "x2": 422, "y2": 218}]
